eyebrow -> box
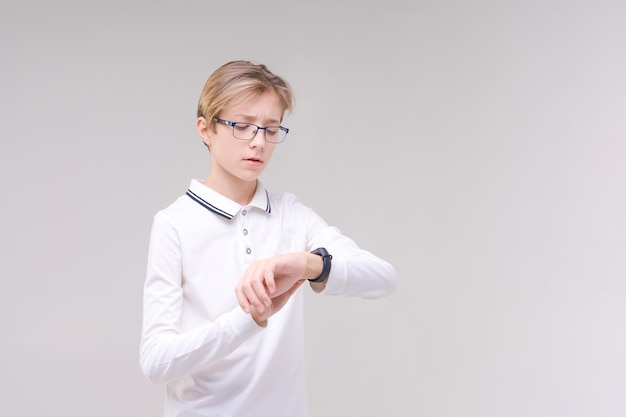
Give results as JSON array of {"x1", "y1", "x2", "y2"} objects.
[{"x1": 232, "y1": 114, "x2": 281, "y2": 125}]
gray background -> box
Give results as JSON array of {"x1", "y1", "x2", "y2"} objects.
[{"x1": 2, "y1": 1, "x2": 625, "y2": 416}]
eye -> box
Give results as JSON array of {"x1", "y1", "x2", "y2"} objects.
[
  {"x1": 266, "y1": 127, "x2": 279, "y2": 136},
  {"x1": 234, "y1": 123, "x2": 253, "y2": 132}
]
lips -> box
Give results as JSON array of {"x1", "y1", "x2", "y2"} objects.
[{"x1": 244, "y1": 157, "x2": 263, "y2": 166}]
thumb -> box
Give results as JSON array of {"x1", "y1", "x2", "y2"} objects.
[{"x1": 287, "y1": 279, "x2": 306, "y2": 296}]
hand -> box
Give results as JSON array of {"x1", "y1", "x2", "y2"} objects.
[
  {"x1": 235, "y1": 252, "x2": 311, "y2": 315},
  {"x1": 249, "y1": 279, "x2": 305, "y2": 327}
]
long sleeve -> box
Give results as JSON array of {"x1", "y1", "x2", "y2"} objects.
[
  {"x1": 305, "y1": 207, "x2": 398, "y2": 298},
  {"x1": 139, "y1": 212, "x2": 263, "y2": 384},
  {"x1": 139, "y1": 182, "x2": 393, "y2": 415}
]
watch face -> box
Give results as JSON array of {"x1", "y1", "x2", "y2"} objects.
[{"x1": 313, "y1": 247, "x2": 329, "y2": 257}]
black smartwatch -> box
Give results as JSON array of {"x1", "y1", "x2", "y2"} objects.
[{"x1": 308, "y1": 247, "x2": 332, "y2": 283}]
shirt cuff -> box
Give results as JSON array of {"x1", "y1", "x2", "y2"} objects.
[
  {"x1": 228, "y1": 307, "x2": 265, "y2": 340},
  {"x1": 316, "y1": 256, "x2": 347, "y2": 295}
]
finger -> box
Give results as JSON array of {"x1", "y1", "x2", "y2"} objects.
[
  {"x1": 269, "y1": 279, "x2": 305, "y2": 312},
  {"x1": 264, "y1": 267, "x2": 276, "y2": 294},
  {"x1": 238, "y1": 264, "x2": 266, "y2": 313},
  {"x1": 287, "y1": 279, "x2": 306, "y2": 296},
  {"x1": 251, "y1": 273, "x2": 271, "y2": 309},
  {"x1": 244, "y1": 281, "x2": 267, "y2": 313},
  {"x1": 235, "y1": 284, "x2": 251, "y2": 314}
]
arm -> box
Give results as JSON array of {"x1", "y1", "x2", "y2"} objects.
[
  {"x1": 234, "y1": 207, "x2": 397, "y2": 312},
  {"x1": 139, "y1": 213, "x2": 263, "y2": 384},
  {"x1": 233, "y1": 238, "x2": 395, "y2": 314},
  {"x1": 235, "y1": 251, "x2": 323, "y2": 321},
  {"x1": 306, "y1": 211, "x2": 397, "y2": 298}
]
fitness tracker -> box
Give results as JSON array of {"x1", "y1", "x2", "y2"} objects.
[{"x1": 308, "y1": 247, "x2": 332, "y2": 283}]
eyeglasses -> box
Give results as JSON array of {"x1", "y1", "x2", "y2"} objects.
[{"x1": 213, "y1": 117, "x2": 289, "y2": 144}]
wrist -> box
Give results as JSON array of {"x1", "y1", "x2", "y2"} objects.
[
  {"x1": 308, "y1": 247, "x2": 332, "y2": 283},
  {"x1": 249, "y1": 307, "x2": 269, "y2": 328}
]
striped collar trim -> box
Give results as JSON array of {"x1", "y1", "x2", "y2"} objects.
[
  {"x1": 186, "y1": 189, "x2": 234, "y2": 219},
  {"x1": 185, "y1": 179, "x2": 271, "y2": 220},
  {"x1": 253, "y1": 188, "x2": 272, "y2": 214}
]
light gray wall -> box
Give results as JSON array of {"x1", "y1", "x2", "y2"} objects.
[{"x1": 2, "y1": 1, "x2": 625, "y2": 416}]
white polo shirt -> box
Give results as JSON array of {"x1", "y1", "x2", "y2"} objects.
[{"x1": 140, "y1": 179, "x2": 397, "y2": 417}]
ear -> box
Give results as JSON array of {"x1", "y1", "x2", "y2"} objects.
[{"x1": 197, "y1": 117, "x2": 211, "y2": 148}]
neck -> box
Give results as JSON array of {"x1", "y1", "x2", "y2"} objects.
[{"x1": 203, "y1": 176, "x2": 257, "y2": 206}]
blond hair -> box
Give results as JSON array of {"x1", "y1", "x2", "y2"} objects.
[{"x1": 197, "y1": 60, "x2": 294, "y2": 132}]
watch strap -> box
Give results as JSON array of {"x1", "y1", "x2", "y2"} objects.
[{"x1": 308, "y1": 247, "x2": 332, "y2": 283}]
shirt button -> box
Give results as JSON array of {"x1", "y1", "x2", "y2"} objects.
[
  {"x1": 242, "y1": 209, "x2": 247, "y2": 216},
  {"x1": 246, "y1": 248, "x2": 252, "y2": 254},
  {"x1": 243, "y1": 229, "x2": 248, "y2": 235}
]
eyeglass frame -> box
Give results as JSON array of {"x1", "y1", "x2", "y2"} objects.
[{"x1": 212, "y1": 117, "x2": 289, "y2": 144}]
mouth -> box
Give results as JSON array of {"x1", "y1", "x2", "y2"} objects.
[{"x1": 244, "y1": 157, "x2": 263, "y2": 165}]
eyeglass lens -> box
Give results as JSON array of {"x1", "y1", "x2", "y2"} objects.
[{"x1": 232, "y1": 123, "x2": 287, "y2": 143}]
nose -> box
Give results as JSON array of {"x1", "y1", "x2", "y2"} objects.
[{"x1": 249, "y1": 127, "x2": 266, "y2": 148}]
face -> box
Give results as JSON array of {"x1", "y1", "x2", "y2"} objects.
[{"x1": 197, "y1": 90, "x2": 284, "y2": 193}]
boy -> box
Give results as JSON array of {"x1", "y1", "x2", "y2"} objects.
[{"x1": 140, "y1": 60, "x2": 397, "y2": 416}]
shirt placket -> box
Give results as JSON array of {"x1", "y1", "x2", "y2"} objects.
[{"x1": 240, "y1": 208, "x2": 255, "y2": 264}]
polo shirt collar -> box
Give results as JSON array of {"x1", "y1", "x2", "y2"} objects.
[{"x1": 186, "y1": 179, "x2": 271, "y2": 220}]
